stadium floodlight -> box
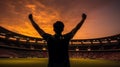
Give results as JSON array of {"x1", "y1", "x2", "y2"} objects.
[
  {"x1": 30, "y1": 47, "x2": 34, "y2": 50},
  {"x1": 14, "y1": 36, "x2": 20, "y2": 38},
  {"x1": 9, "y1": 56, "x2": 13, "y2": 58},
  {"x1": 75, "y1": 48, "x2": 79, "y2": 51},
  {"x1": 42, "y1": 47, "x2": 46, "y2": 51},
  {"x1": 87, "y1": 48, "x2": 91, "y2": 51}
]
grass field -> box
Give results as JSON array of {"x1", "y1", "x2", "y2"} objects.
[{"x1": 0, "y1": 58, "x2": 120, "y2": 67}]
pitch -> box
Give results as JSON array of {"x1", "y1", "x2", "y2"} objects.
[{"x1": 0, "y1": 58, "x2": 120, "y2": 67}]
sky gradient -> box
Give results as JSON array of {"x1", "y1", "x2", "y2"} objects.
[{"x1": 0, "y1": 0, "x2": 120, "y2": 39}]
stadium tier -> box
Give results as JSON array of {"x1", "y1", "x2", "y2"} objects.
[{"x1": 0, "y1": 26, "x2": 120, "y2": 61}]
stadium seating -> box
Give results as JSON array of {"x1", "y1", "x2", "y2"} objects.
[{"x1": 0, "y1": 26, "x2": 120, "y2": 61}]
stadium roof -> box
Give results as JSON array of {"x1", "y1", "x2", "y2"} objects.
[{"x1": 0, "y1": 26, "x2": 120, "y2": 41}]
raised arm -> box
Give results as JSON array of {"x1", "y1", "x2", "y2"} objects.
[
  {"x1": 69, "y1": 13, "x2": 87, "y2": 38},
  {"x1": 28, "y1": 14, "x2": 46, "y2": 37}
]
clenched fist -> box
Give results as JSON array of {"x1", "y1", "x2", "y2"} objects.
[
  {"x1": 82, "y1": 13, "x2": 87, "y2": 20},
  {"x1": 29, "y1": 14, "x2": 33, "y2": 20}
]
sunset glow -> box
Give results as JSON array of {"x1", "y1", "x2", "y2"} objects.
[{"x1": 0, "y1": 0, "x2": 120, "y2": 39}]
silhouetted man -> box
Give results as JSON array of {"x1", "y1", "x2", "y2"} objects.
[{"x1": 28, "y1": 13, "x2": 87, "y2": 67}]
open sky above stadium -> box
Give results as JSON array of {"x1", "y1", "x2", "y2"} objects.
[{"x1": 0, "y1": 0, "x2": 120, "y2": 39}]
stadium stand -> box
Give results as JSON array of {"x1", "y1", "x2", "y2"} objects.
[{"x1": 0, "y1": 26, "x2": 120, "y2": 61}]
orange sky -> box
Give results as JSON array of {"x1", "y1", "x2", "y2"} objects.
[{"x1": 0, "y1": 0, "x2": 120, "y2": 39}]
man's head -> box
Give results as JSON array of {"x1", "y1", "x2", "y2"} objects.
[{"x1": 53, "y1": 21, "x2": 64, "y2": 35}]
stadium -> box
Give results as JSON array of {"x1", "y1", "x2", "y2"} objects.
[{"x1": 0, "y1": 26, "x2": 120, "y2": 67}]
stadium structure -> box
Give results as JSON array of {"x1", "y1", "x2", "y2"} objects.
[{"x1": 0, "y1": 26, "x2": 120, "y2": 61}]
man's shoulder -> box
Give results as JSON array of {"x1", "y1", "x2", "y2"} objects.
[
  {"x1": 63, "y1": 32, "x2": 72, "y2": 37},
  {"x1": 42, "y1": 33, "x2": 53, "y2": 40},
  {"x1": 62, "y1": 33, "x2": 73, "y2": 40}
]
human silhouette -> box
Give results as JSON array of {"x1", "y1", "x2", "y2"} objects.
[{"x1": 28, "y1": 13, "x2": 87, "y2": 67}]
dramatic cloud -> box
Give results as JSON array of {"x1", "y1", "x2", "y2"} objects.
[{"x1": 0, "y1": 0, "x2": 120, "y2": 39}]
